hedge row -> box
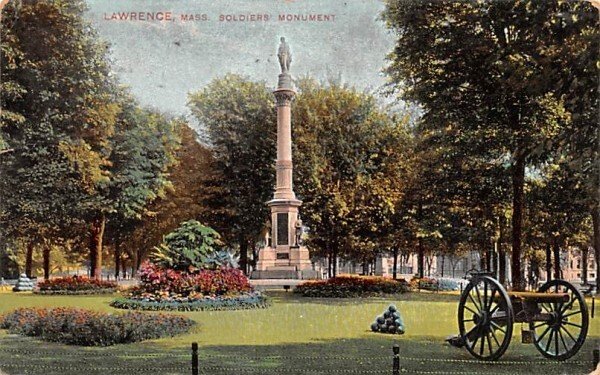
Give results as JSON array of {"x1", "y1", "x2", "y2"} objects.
[
  {"x1": 110, "y1": 292, "x2": 270, "y2": 311},
  {"x1": 35, "y1": 276, "x2": 117, "y2": 295},
  {"x1": 295, "y1": 276, "x2": 410, "y2": 298},
  {"x1": 34, "y1": 288, "x2": 117, "y2": 295}
]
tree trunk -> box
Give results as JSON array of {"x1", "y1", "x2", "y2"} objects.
[
  {"x1": 25, "y1": 242, "x2": 34, "y2": 278},
  {"x1": 498, "y1": 219, "x2": 506, "y2": 285},
  {"x1": 592, "y1": 208, "x2": 600, "y2": 291},
  {"x1": 392, "y1": 247, "x2": 399, "y2": 279},
  {"x1": 545, "y1": 242, "x2": 552, "y2": 282},
  {"x1": 90, "y1": 214, "x2": 106, "y2": 280},
  {"x1": 332, "y1": 247, "x2": 338, "y2": 277},
  {"x1": 42, "y1": 246, "x2": 50, "y2": 280},
  {"x1": 121, "y1": 256, "x2": 128, "y2": 279},
  {"x1": 239, "y1": 236, "x2": 248, "y2": 275},
  {"x1": 440, "y1": 254, "x2": 445, "y2": 278},
  {"x1": 511, "y1": 155, "x2": 526, "y2": 290},
  {"x1": 417, "y1": 237, "x2": 424, "y2": 278},
  {"x1": 114, "y1": 232, "x2": 121, "y2": 279},
  {"x1": 582, "y1": 246, "x2": 588, "y2": 285},
  {"x1": 553, "y1": 237, "x2": 561, "y2": 280}
]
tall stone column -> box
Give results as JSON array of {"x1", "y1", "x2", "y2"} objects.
[
  {"x1": 253, "y1": 37, "x2": 315, "y2": 280},
  {"x1": 273, "y1": 89, "x2": 296, "y2": 201}
]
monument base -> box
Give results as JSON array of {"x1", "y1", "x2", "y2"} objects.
[
  {"x1": 251, "y1": 269, "x2": 319, "y2": 280},
  {"x1": 252, "y1": 245, "x2": 317, "y2": 280}
]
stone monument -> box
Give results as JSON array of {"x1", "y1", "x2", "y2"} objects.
[{"x1": 252, "y1": 38, "x2": 316, "y2": 280}]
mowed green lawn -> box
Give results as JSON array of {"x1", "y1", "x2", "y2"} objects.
[{"x1": 0, "y1": 291, "x2": 598, "y2": 375}]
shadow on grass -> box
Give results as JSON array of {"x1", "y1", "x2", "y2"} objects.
[
  {"x1": 0, "y1": 334, "x2": 596, "y2": 375},
  {"x1": 265, "y1": 290, "x2": 460, "y2": 305}
]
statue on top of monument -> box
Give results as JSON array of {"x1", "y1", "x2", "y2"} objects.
[{"x1": 278, "y1": 37, "x2": 292, "y2": 74}]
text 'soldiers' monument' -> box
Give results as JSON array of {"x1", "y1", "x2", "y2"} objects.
[{"x1": 253, "y1": 38, "x2": 316, "y2": 279}]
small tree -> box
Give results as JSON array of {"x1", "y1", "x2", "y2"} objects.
[{"x1": 151, "y1": 220, "x2": 223, "y2": 271}]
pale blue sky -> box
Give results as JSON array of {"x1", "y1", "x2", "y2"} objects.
[{"x1": 85, "y1": 0, "x2": 396, "y2": 116}]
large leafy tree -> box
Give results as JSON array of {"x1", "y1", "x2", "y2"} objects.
[
  {"x1": 0, "y1": 0, "x2": 181, "y2": 280},
  {"x1": 293, "y1": 79, "x2": 407, "y2": 276},
  {"x1": 115, "y1": 123, "x2": 210, "y2": 276},
  {"x1": 188, "y1": 74, "x2": 276, "y2": 274},
  {"x1": 382, "y1": 0, "x2": 596, "y2": 289},
  {"x1": 103, "y1": 98, "x2": 181, "y2": 277},
  {"x1": 0, "y1": 0, "x2": 118, "y2": 279}
]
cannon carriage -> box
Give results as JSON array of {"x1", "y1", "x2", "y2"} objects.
[{"x1": 457, "y1": 273, "x2": 589, "y2": 361}]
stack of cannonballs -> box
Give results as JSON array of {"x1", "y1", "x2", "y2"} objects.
[{"x1": 370, "y1": 304, "x2": 405, "y2": 334}]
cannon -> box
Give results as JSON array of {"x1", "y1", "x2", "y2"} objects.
[{"x1": 456, "y1": 272, "x2": 589, "y2": 361}]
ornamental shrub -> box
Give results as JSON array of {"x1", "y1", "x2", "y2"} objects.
[
  {"x1": 0, "y1": 307, "x2": 195, "y2": 346},
  {"x1": 294, "y1": 276, "x2": 410, "y2": 298},
  {"x1": 150, "y1": 220, "x2": 222, "y2": 271},
  {"x1": 35, "y1": 276, "x2": 117, "y2": 295}
]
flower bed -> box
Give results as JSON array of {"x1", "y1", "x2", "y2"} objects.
[
  {"x1": 0, "y1": 307, "x2": 195, "y2": 346},
  {"x1": 34, "y1": 276, "x2": 117, "y2": 295},
  {"x1": 111, "y1": 262, "x2": 268, "y2": 311},
  {"x1": 111, "y1": 292, "x2": 269, "y2": 311},
  {"x1": 138, "y1": 262, "x2": 251, "y2": 296},
  {"x1": 294, "y1": 276, "x2": 410, "y2": 298}
]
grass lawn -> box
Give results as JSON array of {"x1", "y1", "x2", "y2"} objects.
[{"x1": 0, "y1": 291, "x2": 598, "y2": 374}]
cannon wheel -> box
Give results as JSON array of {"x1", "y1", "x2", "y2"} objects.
[
  {"x1": 530, "y1": 279, "x2": 589, "y2": 361},
  {"x1": 458, "y1": 275, "x2": 513, "y2": 361}
]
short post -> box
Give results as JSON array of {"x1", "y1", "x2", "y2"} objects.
[
  {"x1": 592, "y1": 296, "x2": 595, "y2": 319},
  {"x1": 192, "y1": 342, "x2": 199, "y2": 375},
  {"x1": 392, "y1": 344, "x2": 400, "y2": 375},
  {"x1": 593, "y1": 347, "x2": 599, "y2": 370}
]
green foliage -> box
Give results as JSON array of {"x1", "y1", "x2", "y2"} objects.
[
  {"x1": 150, "y1": 220, "x2": 222, "y2": 270},
  {"x1": 113, "y1": 124, "x2": 212, "y2": 274},
  {"x1": 382, "y1": 0, "x2": 598, "y2": 288},
  {"x1": 293, "y1": 79, "x2": 412, "y2": 267},
  {"x1": 188, "y1": 74, "x2": 276, "y2": 271},
  {"x1": 0, "y1": 0, "x2": 117, "y2": 241}
]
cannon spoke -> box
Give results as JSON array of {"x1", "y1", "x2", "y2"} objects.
[
  {"x1": 468, "y1": 293, "x2": 482, "y2": 313},
  {"x1": 464, "y1": 305, "x2": 479, "y2": 316},
  {"x1": 563, "y1": 321, "x2": 583, "y2": 329},
  {"x1": 559, "y1": 298, "x2": 576, "y2": 315},
  {"x1": 486, "y1": 331, "x2": 494, "y2": 356},
  {"x1": 557, "y1": 328, "x2": 570, "y2": 354},
  {"x1": 535, "y1": 325, "x2": 552, "y2": 344},
  {"x1": 479, "y1": 332, "x2": 485, "y2": 356},
  {"x1": 562, "y1": 310, "x2": 582, "y2": 319},
  {"x1": 490, "y1": 321, "x2": 506, "y2": 333},
  {"x1": 544, "y1": 329, "x2": 554, "y2": 354},
  {"x1": 490, "y1": 327, "x2": 501, "y2": 347},
  {"x1": 559, "y1": 325, "x2": 577, "y2": 344}
]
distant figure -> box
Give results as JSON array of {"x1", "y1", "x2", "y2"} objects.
[{"x1": 278, "y1": 37, "x2": 292, "y2": 73}]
